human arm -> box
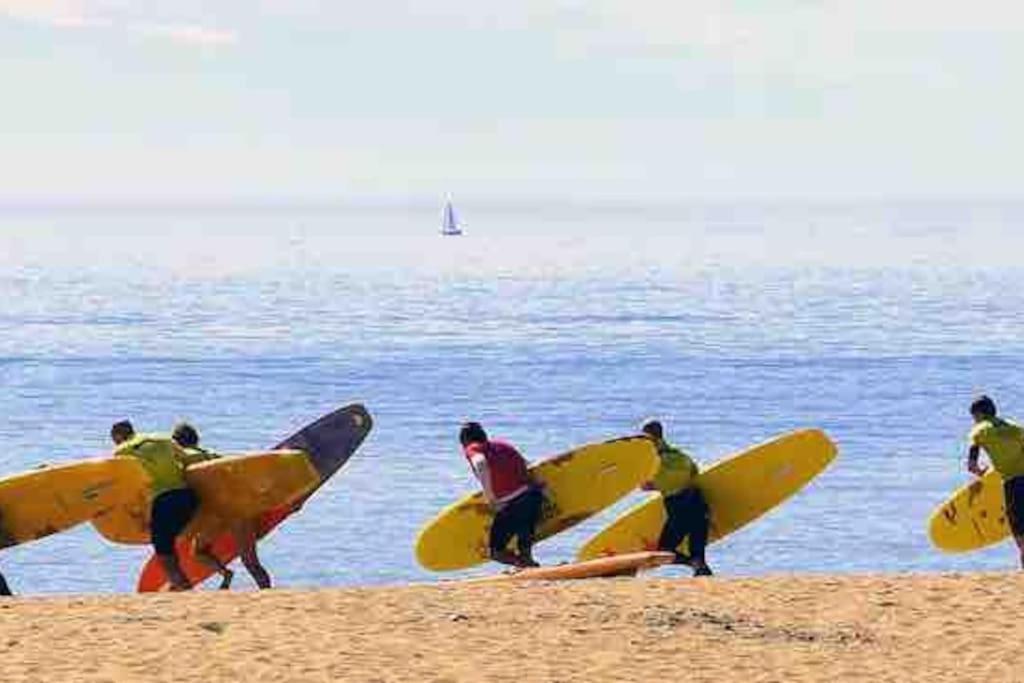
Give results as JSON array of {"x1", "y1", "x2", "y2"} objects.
[
  {"x1": 967, "y1": 444, "x2": 988, "y2": 477},
  {"x1": 469, "y1": 454, "x2": 498, "y2": 506},
  {"x1": 642, "y1": 443, "x2": 664, "y2": 491}
]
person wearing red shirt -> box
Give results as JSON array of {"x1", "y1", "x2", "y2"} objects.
[{"x1": 459, "y1": 422, "x2": 543, "y2": 568}]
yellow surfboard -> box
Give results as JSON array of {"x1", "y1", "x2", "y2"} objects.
[
  {"x1": 415, "y1": 436, "x2": 658, "y2": 572},
  {"x1": 0, "y1": 459, "x2": 143, "y2": 549},
  {"x1": 928, "y1": 471, "x2": 1008, "y2": 552},
  {"x1": 92, "y1": 450, "x2": 319, "y2": 545},
  {"x1": 577, "y1": 429, "x2": 837, "y2": 561}
]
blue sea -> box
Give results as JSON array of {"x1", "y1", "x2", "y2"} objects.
[{"x1": 1, "y1": 200, "x2": 1023, "y2": 594}]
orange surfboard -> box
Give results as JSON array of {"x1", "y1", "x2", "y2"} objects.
[
  {"x1": 135, "y1": 404, "x2": 373, "y2": 591},
  {"x1": 471, "y1": 552, "x2": 675, "y2": 582}
]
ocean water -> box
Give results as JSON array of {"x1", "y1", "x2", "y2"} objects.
[{"x1": 1, "y1": 201, "x2": 1023, "y2": 594}]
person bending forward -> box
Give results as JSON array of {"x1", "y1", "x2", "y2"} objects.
[
  {"x1": 966, "y1": 395, "x2": 1024, "y2": 569},
  {"x1": 459, "y1": 422, "x2": 543, "y2": 568},
  {"x1": 641, "y1": 419, "x2": 713, "y2": 577},
  {"x1": 171, "y1": 422, "x2": 272, "y2": 590},
  {"x1": 111, "y1": 420, "x2": 196, "y2": 591}
]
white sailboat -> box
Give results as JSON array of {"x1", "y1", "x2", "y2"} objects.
[{"x1": 440, "y1": 200, "x2": 464, "y2": 236}]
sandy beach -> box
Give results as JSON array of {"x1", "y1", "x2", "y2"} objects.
[{"x1": 0, "y1": 572, "x2": 1020, "y2": 682}]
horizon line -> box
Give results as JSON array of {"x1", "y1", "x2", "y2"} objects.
[{"x1": 1, "y1": 194, "x2": 1023, "y2": 212}]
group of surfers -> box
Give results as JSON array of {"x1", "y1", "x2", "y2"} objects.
[
  {"x1": 462, "y1": 394, "x2": 1024, "y2": 575},
  {"x1": 108, "y1": 420, "x2": 273, "y2": 592},
  {"x1": 0, "y1": 422, "x2": 274, "y2": 596},
  {"x1": 2, "y1": 394, "x2": 1024, "y2": 596},
  {"x1": 460, "y1": 418, "x2": 713, "y2": 576}
]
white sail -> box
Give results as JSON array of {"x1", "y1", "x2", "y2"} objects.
[{"x1": 441, "y1": 200, "x2": 463, "y2": 236}]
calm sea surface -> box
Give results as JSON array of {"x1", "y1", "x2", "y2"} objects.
[{"x1": 1, "y1": 201, "x2": 1023, "y2": 594}]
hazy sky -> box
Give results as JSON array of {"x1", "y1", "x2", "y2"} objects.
[{"x1": 1, "y1": 2, "x2": 1021, "y2": 202}]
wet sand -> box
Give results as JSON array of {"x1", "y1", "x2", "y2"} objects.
[{"x1": 0, "y1": 572, "x2": 1019, "y2": 682}]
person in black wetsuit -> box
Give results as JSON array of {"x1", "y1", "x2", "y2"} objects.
[{"x1": 641, "y1": 419, "x2": 713, "y2": 577}]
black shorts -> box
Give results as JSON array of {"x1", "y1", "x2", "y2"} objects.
[
  {"x1": 151, "y1": 488, "x2": 199, "y2": 556},
  {"x1": 489, "y1": 487, "x2": 543, "y2": 555},
  {"x1": 1004, "y1": 476, "x2": 1024, "y2": 537}
]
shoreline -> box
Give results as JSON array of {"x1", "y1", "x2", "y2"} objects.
[{"x1": 0, "y1": 571, "x2": 1019, "y2": 681}]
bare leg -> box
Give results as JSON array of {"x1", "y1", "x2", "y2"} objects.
[
  {"x1": 0, "y1": 513, "x2": 11, "y2": 595},
  {"x1": 236, "y1": 523, "x2": 271, "y2": 589},
  {"x1": 1014, "y1": 534, "x2": 1024, "y2": 570},
  {"x1": 0, "y1": 515, "x2": 15, "y2": 591},
  {"x1": 195, "y1": 547, "x2": 234, "y2": 590},
  {"x1": 159, "y1": 553, "x2": 192, "y2": 591}
]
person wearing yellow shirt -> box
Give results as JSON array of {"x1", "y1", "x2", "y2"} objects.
[
  {"x1": 966, "y1": 395, "x2": 1024, "y2": 569},
  {"x1": 171, "y1": 422, "x2": 272, "y2": 590},
  {"x1": 640, "y1": 419, "x2": 713, "y2": 577},
  {"x1": 110, "y1": 420, "x2": 196, "y2": 590}
]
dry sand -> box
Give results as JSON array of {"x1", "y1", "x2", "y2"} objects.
[{"x1": 0, "y1": 572, "x2": 1021, "y2": 682}]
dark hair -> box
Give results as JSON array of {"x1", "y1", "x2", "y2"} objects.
[
  {"x1": 172, "y1": 422, "x2": 200, "y2": 448},
  {"x1": 970, "y1": 395, "x2": 997, "y2": 418},
  {"x1": 110, "y1": 420, "x2": 135, "y2": 444},
  {"x1": 459, "y1": 421, "x2": 488, "y2": 446},
  {"x1": 641, "y1": 419, "x2": 664, "y2": 439}
]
